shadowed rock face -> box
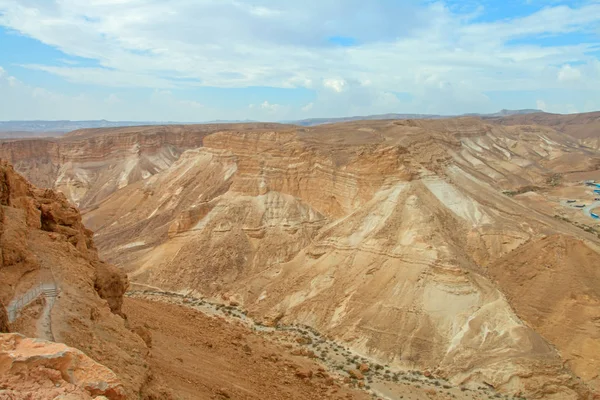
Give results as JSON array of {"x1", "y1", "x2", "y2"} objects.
[
  {"x1": 93, "y1": 261, "x2": 129, "y2": 316},
  {"x1": 0, "y1": 333, "x2": 126, "y2": 400},
  {"x1": 0, "y1": 302, "x2": 8, "y2": 333}
]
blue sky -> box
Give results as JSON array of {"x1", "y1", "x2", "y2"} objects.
[{"x1": 0, "y1": 0, "x2": 599, "y2": 121}]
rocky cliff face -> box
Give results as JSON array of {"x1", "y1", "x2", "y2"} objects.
[
  {"x1": 0, "y1": 160, "x2": 155, "y2": 398},
  {"x1": 80, "y1": 119, "x2": 600, "y2": 399},
  {"x1": 0, "y1": 123, "x2": 291, "y2": 208},
  {"x1": 0, "y1": 301, "x2": 8, "y2": 332}
]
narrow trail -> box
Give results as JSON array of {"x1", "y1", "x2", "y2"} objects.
[
  {"x1": 7, "y1": 285, "x2": 43, "y2": 323},
  {"x1": 36, "y1": 283, "x2": 59, "y2": 341},
  {"x1": 7, "y1": 278, "x2": 59, "y2": 341}
]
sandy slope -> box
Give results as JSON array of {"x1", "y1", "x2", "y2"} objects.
[{"x1": 123, "y1": 296, "x2": 370, "y2": 400}]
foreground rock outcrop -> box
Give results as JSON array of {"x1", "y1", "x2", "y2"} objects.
[
  {"x1": 0, "y1": 160, "x2": 154, "y2": 398},
  {"x1": 0, "y1": 333, "x2": 126, "y2": 399}
]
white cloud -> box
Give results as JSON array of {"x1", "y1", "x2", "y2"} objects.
[
  {"x1": 307, "y1": 79, "x2": 405, "y2": 117},
  {"x1": 536, "y1": 100, "x2": 548, "y2": 112},
  {"x1": 558, "y1": 64, "x2": 582, "y2": 82},
  {"x1": 22, "y1": 65, "x2": 178, "y2": 88},
  {"x1": 0, "y1": 0, "x2": 599, "y2": 118},
  {"x1": 3, "y1": 0, "x2": 598, "y2": 93},
  {"x1": 301, "y1": 102, "x2": 314, "y2": 112},
  {"x1": 323, "y1": 78, "x2": 347, "y2": 93},
  {"x1": 258, "y1": 101, "x2": 281, "y2": 112},
  {"x1": 536, "y1": 99, "x2": 579, "y2": 114},
  {"x1": 179, "y1": 100, "x2": 204, "y2": 109},
  {"x1": 237, "y1": 3, "x2": 281, "y2": 18},
  {"x1": 0, "y1": 67, "x2": 215, "y2": 121}
]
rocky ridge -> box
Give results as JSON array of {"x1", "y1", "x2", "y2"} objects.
[
  {"x1": 0, "y1": 333, "x2": 126, "y2": 400},
  {"x1": 489, "y1": 111, "x2": 600, "y2": 150},
  {"x1": 0, "y1": 123, "x2": 289, "y2": 208}
]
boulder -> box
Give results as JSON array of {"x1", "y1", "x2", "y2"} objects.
[
  {"x1": 93, "y1": 261, "x2": 129, "y2": 316},
  {"x1": 0, "y1": 333, "x2": 126, "y2": 400},
  {"x1": 295, "y1": 368, "x2": 313, "y2": 379},
  {"x1": 358, "y1": 363, "x2": 370, "y2": 373}
]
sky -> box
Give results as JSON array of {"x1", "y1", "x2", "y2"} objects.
[{"x1": 0, "y1": 0, "x2": 599, "y2": 122}]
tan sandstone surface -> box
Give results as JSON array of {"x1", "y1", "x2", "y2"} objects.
[
  {"x1": 76, "y1": 119, "x2": 600, "y2": 398},
  {"x1": 3, "y1": 116, "x2": 600, "y2": 399},
  {"x1": 0, "y1": 123, "x2": 288, "y2": 208},
  {"x1": 0, "y1": 333, "x2": 126, "y2": 400}
]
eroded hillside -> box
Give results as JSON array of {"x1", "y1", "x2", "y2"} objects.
[
  {"x1": 490, "y1": 111, "x2": 600, "y2": 151},
  {"x1": 78, "y1": 119, "x2": 600, "y2": 399},
  {"x1": 1, "y1": 160, "x2": 372, "y2": 400},
  {"x1": 3, "y1": 117, "x2": 600, "y2": 399},
  {"x1": 0, "y1": 123, "x2": 289, "y2": 208}
]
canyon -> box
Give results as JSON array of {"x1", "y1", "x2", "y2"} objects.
[{"x1": 1, "y1": 114, "x2": 600, "y2": 399}]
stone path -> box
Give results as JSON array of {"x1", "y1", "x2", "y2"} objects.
[
  {"x1": 7, "y1": 281, "x2": 59, "y2": 341},
  {"x1": 37, "y1": 283, "x2": 59, "y2": 341}
]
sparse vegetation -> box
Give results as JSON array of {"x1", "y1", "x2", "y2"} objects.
[
  {"x1": 546, "y1": 173, "x2": 562, "y2": 187},
  {"x1": 502, "y1": 185, "x2": 541, "y2": 197},
  {"x1": 554, "y1": 214, "x2": 600, "y2": 238}
]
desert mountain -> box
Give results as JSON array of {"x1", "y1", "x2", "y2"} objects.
[
  {"x1": 0, "y1": 109, "x2": 540, "y2": 132},
  {"x1": 0, "y1": 123, "x2": 288, "y2": 209},
  {"x1": 0, "y1": 160, "x2": 372, "y2": 400},
  {"x1": 490, "y1": 111, "x2": 600, "y2": 150},
  {"x1": 292, "y1": 109, "x2": 541, "y2": 126},
  {"x1": 2, "y1": 115, "x2": 600, "y2": 399}
]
